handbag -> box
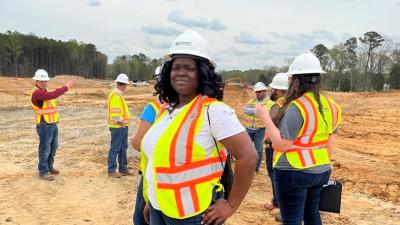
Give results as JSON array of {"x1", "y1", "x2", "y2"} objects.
[
  {"x1": 319, "y1": 180, "x2": 342, "y2": 213},
  {"x1": 207, "y1": 104, "x2": 234, "y2": 199}
]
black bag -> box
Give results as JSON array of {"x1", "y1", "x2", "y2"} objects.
[
  {"x1": 219, "y1": 154, "x2": 234, "y2": 199},
  {"x1": 207, "y1": 105, "x2": 234, "y2": 199},
  {"x1": 319, "y1": 180, "x2": 342, "y2": 213}
]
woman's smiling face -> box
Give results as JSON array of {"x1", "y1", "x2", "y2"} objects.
[{"x1": 170, "y1": 57, "x2": 199, "y2": 98}]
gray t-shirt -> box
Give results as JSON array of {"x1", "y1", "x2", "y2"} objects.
[{"x1": 274, "y1": 105, "x2": 331, "y2": 173}]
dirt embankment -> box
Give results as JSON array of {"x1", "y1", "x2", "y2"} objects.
[{"x1": 0, "y1": 76, "x2": 399, "y2": 225}]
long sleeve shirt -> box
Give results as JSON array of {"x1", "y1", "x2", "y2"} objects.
[{"x1": 31, "y1": 86, "x2": 68, "y2": 108}]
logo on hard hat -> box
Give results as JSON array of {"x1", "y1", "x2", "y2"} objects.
[{"x1": 175, "y1": 41, "x2": 192, "y2": 46}]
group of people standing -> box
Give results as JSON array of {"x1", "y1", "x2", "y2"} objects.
[{"x1": 31, "y1": 29, "x2": 342, "y2": 225}]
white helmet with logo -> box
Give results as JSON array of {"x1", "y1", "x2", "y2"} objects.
[
  {"x1": 164, "y1": 29, "x2": 216, "y2": 68},
  {"x1": 115, "y1": 73, "x2": 130, "y2": 84},
  {"x1": 287, "y1": 52, "x2": 326, "y2": 77},
  {"x1": 253, "y1": 82, "x2": 267, "y2": 92},
  {"x1": 269, "y1": 73, "x2": 289, "y2": 90},
  {"x1": 32, "y1": 69, "x2": 50, "y2": 81}
]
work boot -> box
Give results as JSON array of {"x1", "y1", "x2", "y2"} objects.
[
  {"x1": 120, "y1": 170, "x2": 134, "y2": 176},
  {"x1": 49, "y1": 168, "x2": 60, "y2": 175},
  {"x1": 108, "y1": 172, "x2": 121, "y2": 178},
  {"x1": 39, "y1": 174, "x2": 55, "y2": 181}
]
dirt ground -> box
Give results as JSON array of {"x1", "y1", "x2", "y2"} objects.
[{"x1": 0, "y1": 76, "x2": 399, "y2": 225}]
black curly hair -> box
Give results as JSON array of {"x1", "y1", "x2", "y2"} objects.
[{"x1": 154, "y1": 57, "x2": 224, "y2": 106}]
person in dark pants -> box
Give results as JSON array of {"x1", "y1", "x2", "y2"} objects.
[
  {"x1": 107, "y1": 73, "x2": 133, "y2": 178},
  {"x1": 255, "y1": 53, "x2": 342, "y2": 225},
  {"x1": 263, "y1": 73, "x2": 289, "y2": 212},
  {"x1": 243, "y1": 82, "x2": 274, "y2": 173},
  {"x1": 31, "y1": 69, "x2": 76, "y2": 181}
]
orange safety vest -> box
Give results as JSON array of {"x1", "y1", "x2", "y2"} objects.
[
  {"x1": 31, "y1": 92, "x2": 59, "y2": 124},
  {"x1": 107, "y1": 89, "x2": 131, "y2": 128},
  {"x1": 273, "y1": 92, "x2": 342, "y2": 168},
  {"x1": 141, "y1": 95, "x2": 227, "y2": 219}
]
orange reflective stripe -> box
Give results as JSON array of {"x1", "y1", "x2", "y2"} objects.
[
  {"x1": 156, "y1": 156, "x2": 223, "y2": 174},
  {"x1": 292, "y1": 140, "x2": 328, "y2": 148},
  {"x1": 110, "y1": 108, "x2": 121, "y2": 113},
  {"x1": 170, "y1": 96, "x2": 200, "y2": 167},
  {"x1": 190, "y1": 185, "x2": 200, "y2": 213},
  {"x1": 303, "y1": 95, "x2": 318, "y2": 142},
  {"x1": 175, "y1": 189, "x2": 185, "y2": 217},
  {"x1": 295, "y1": 98, "x2": 309, "y2": 140},
  {"x1": 296, "y1": 151, "x2": 306, "y2": 167},
  {"x1": 34, "y1": 108, "x2": 57, "y2": 115},
  {"x1": 157, "y1": 172, "x2": 223, "y2": 189}
]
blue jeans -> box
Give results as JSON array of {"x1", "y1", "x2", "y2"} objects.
[
  {"x1": 273, "y1": 169, "x2": 331, "y2": 225},
  {"x1": 149, "y1": 188, "x2": 223, "y2": 225},
  {"x1": 133, "y1": 175, "x2": 148, "y2": 225},
  {"x1": 108, "y1": 127, "x2": 128, "y2": 173},
  {"x1": 265, "y1": 143, "x2": 277, "y2": 206},
  {"x1": 246, "y1": 128, "x2": 265, "y2": 172},
  {"x1": 36, "y1": 123, "x2": 59, "y2": 176}
]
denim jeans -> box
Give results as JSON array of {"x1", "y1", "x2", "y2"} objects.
[
  {"x1": 133, "y1": 175, "x2": 148, "y2": 225},
  {"x1": 36, "y1": 123, "x2": 59, "y2": 176},
  {"x1": 149, "y1": 188, "x2": 223, "y2": 225},
  {"x1": 108, "y1": 127, "x2": 128, "y2": 173},
  {"x1": 273, "y1": 169, "x2": 331, "y2": 225},
  {"x1": 246, "y1": 127, "x2": 265, "y2": 172},
  {"x1": 265, "y1": 143, "x2": 277, "y2": 206}
]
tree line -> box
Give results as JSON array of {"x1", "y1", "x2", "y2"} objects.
[
  {"x1": 0, "y1": 31, "x2": 107, "y2": 79},
  {"x1": 0, "y1": 30, "x2": 399, "y2": 91}
]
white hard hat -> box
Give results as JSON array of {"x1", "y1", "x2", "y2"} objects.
[
  {"x1": 269, "y1": 73, "x2": 289, "y2": 90},
  {"x1": 154, "y1": 65, "x2": 162, "y2": 76},
  {"x1": 115, "y1": 73, "x2": 130, "y2": 84},
  {"x1": 164, "y1": 29, "x2": 216, "y2": 68},
  {"x1": 32, "y1": 69, "x2": 50, "y2": 81},
  {"x1": 254, "y1": 82, "x2": 267, "y2": 92},
  {"x1": 287, "y1": 52, "x2": 326, "y2": 76}
]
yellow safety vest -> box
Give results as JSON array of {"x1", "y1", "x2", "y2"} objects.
[
  {"x1": 141, "y1": 95, "x2": 227, "y2": 219},
  {"x1": 107, "y1": 89, "x2": 131, "y2": 128},
  {"x1": 31, "y1": 92, "x2": 59, "y2": 124},
  {"x1": 244, "y1": 98, "x2": 274, "y2": 128},
  {"x1": 273, "y1": 92, "x2": 342, "y2": 168}
]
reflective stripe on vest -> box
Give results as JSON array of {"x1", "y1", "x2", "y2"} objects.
[
  {"x1": 107, "y1": 90, "x2": 131, "y2": 127},
  {"x1": 152, "y1": 95, "x2": 226, "y2": 218},
  {"x1": 273, "y1": 93, "x2": 341, "y2": 168},
  {"x1": 31, "y1": 93, "x2": 59, "y2": 124}
]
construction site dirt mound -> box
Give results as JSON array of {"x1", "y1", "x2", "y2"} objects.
[{"x1": 0, "y1": 76, "x2": 399, "y2": 225}]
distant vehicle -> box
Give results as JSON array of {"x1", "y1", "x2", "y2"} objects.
[{"x1": 132, "y1": 80, "x2": 149, "y2": 87}]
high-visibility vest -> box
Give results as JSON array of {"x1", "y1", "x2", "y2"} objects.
[
  {"x1": 141, "y1": 95, "x2": 227, "y2": 219},
  {"x1": 107, "y1": 89, "x2": 131, "y2": 128},
  {"x1": 273, "y1": 92, "x2": 342, "y2": 168},
  {"x1": 244, "y1": 98, "x2": 274, "y2": 128},
  {"x1": 31, "y1": 92, "x2": 59, "y2": 124}
]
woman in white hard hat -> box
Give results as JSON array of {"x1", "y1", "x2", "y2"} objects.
[
  {"x1": 255, "y1": 52, "x2": 342, "y2": 225},
  {"x1": 140, "y1": 30, "x2": 257, "y2": 225}
]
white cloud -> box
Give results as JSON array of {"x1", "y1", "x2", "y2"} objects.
[
  {"x1": 234, "y1": 31, "x2": 271, "y2": 45},
  {"x1": 167, "y1": 10, "x2": 227, "y2": 31},
  {"x1": 141, "y1": 26, "x2": 181, "y2": 36},
  {"x1": 87, "y1": 0, "x2": 101, "y2": 7}
]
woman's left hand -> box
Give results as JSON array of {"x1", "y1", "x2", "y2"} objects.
[{"x1": 202, "y1": 198, "x2": 234, "y2": 225}]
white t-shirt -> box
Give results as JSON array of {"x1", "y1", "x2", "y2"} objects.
[{"x1": 141, "y1": 102, "x2": 245, "y2": 209}]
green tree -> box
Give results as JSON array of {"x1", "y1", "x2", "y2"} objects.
[
  {"x1": 388, "y1": 63, "x2": 400, "y2": 89},
  {"x1": 359, "y1": 31, "x2": 384, "y2": 90},
  {"x1": 311, "y1": 44, "x2": 330, "y2": 71}
]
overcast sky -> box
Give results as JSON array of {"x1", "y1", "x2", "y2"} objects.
[{"x1": 0, "y1": 0, "x2": 399, "y2": 70}]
